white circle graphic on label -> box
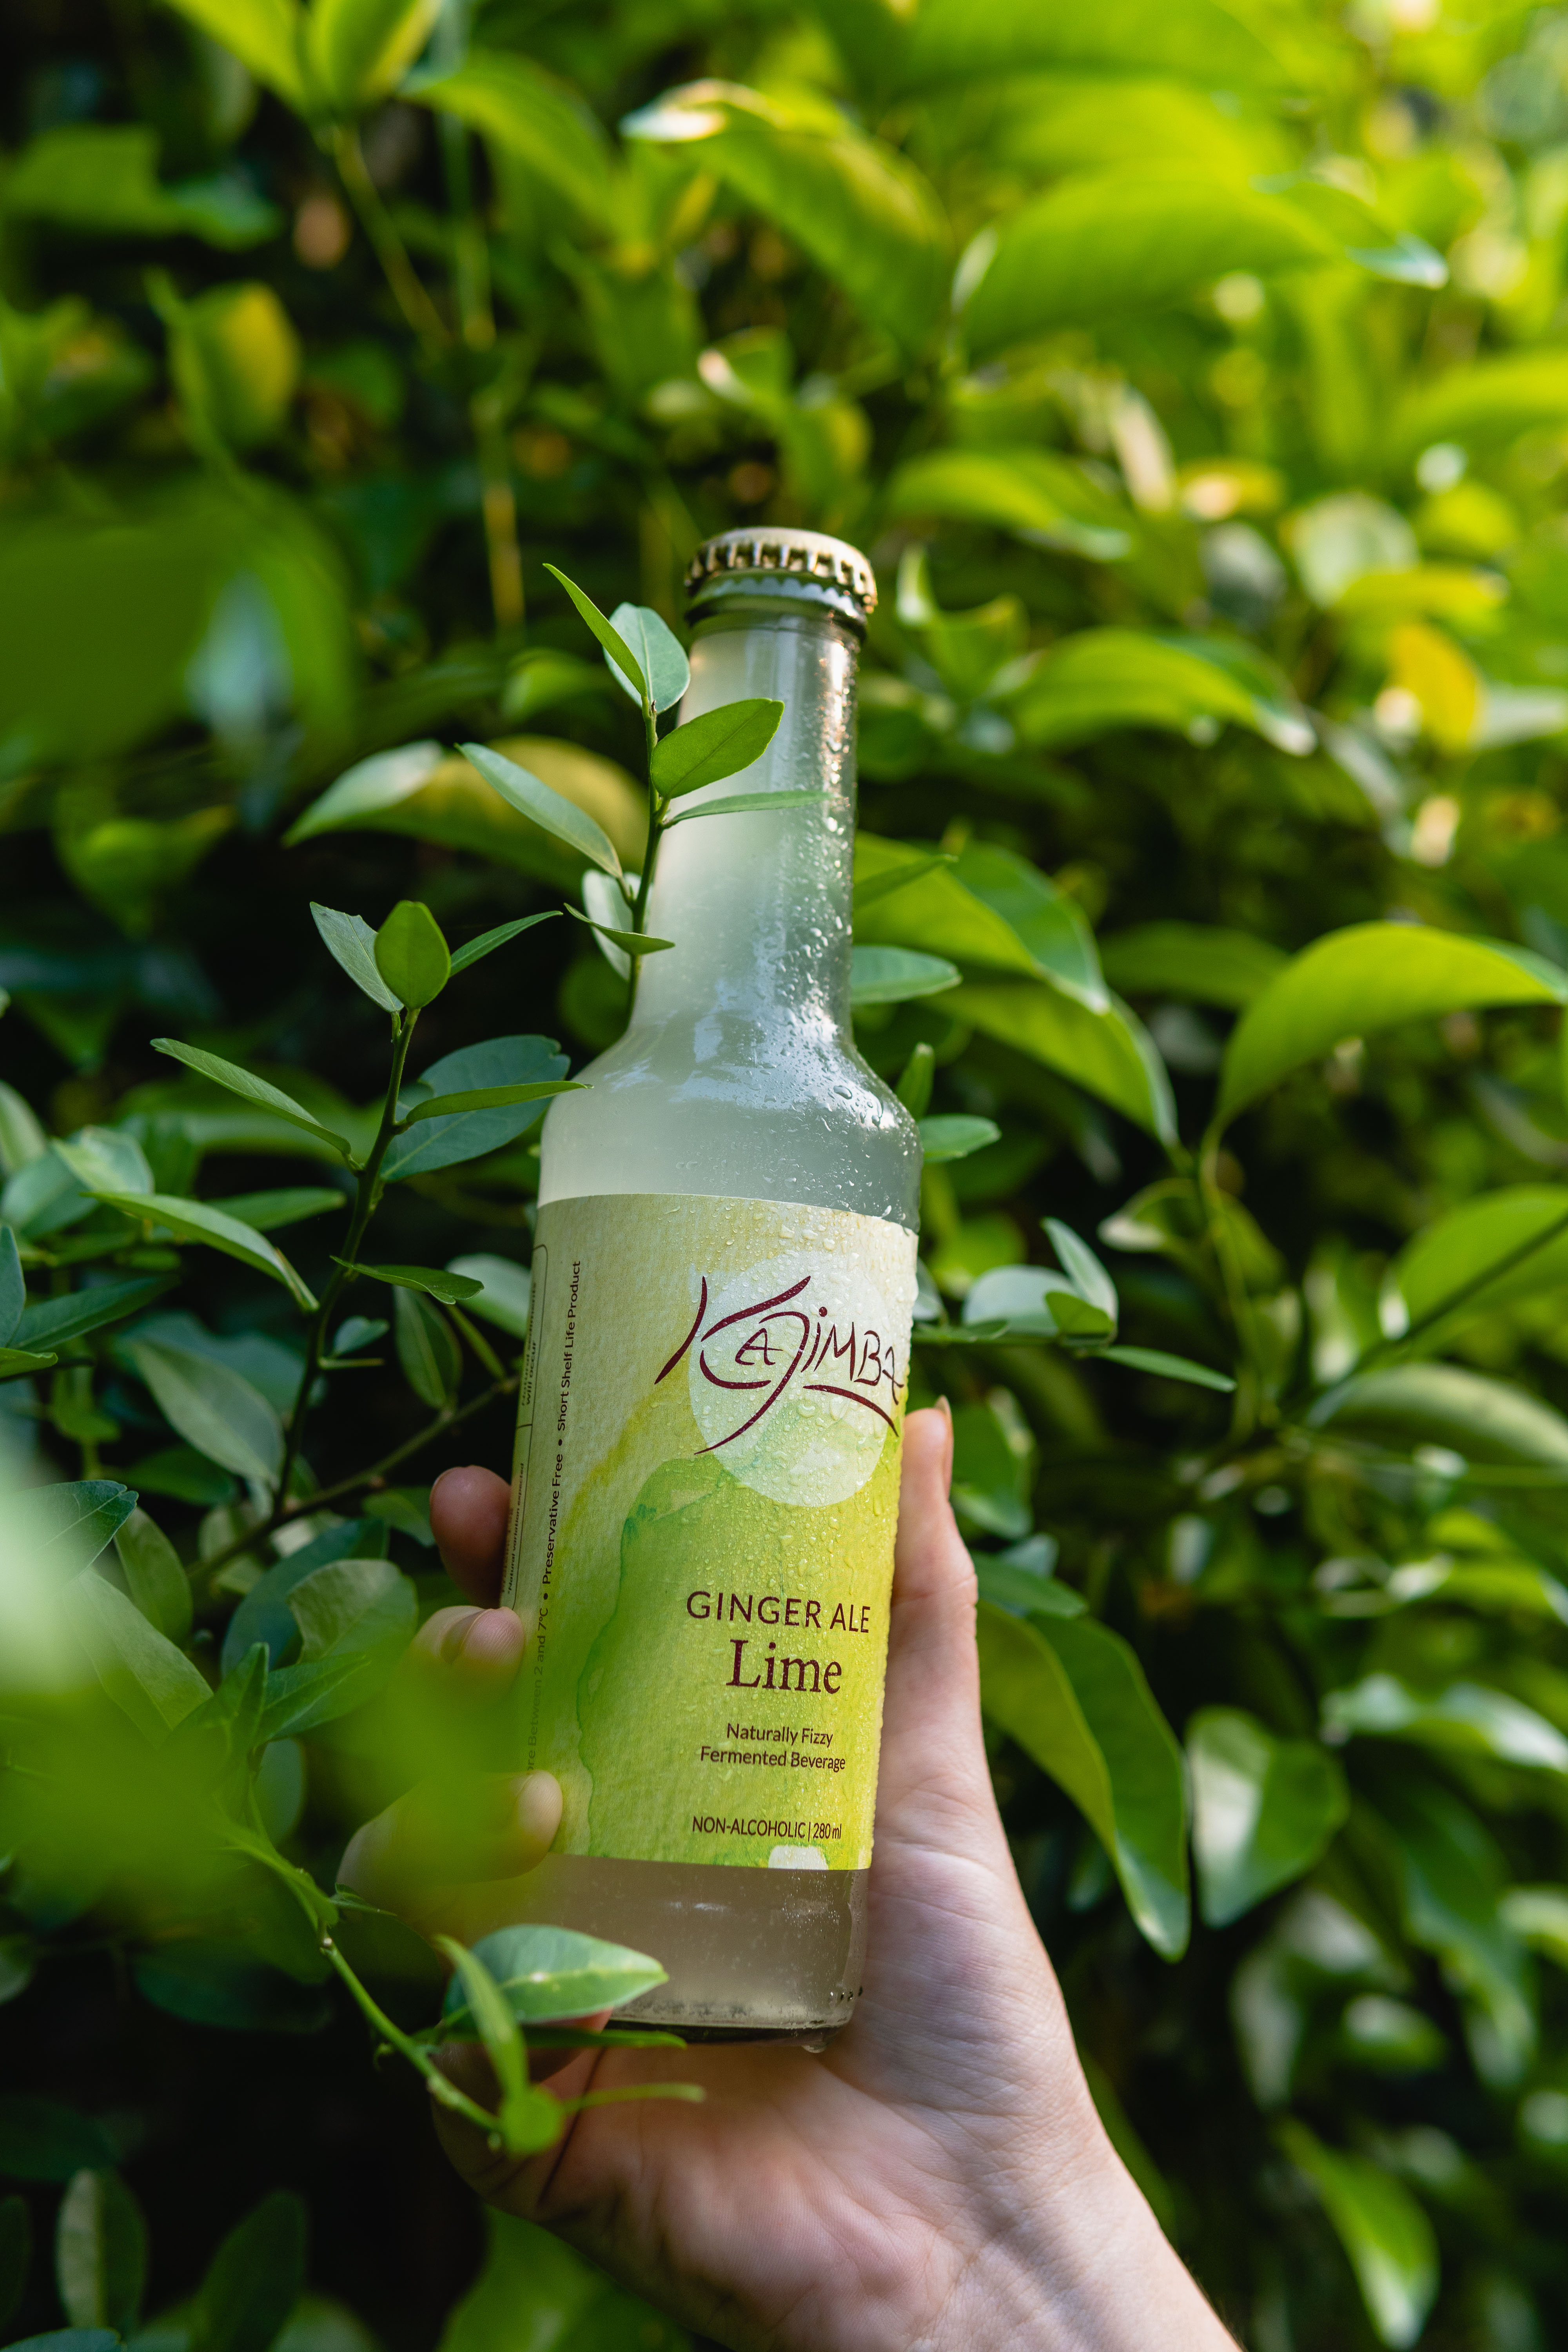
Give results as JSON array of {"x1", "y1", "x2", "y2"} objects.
[{"x1": 686, "y1": 1250, "x2": 902, "y2": 1506}]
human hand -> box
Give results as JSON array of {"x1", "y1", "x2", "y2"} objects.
[{"x1": 343, "y1": 1410, "x2": 1237, "y2": 2352}]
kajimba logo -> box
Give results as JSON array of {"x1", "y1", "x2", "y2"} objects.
[{"x1": 655, "y1": 1253, "x2": 906, "y2": 1507}]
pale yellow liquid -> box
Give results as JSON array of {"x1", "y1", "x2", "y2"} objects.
[{"x1": 520, "y1": 590, "x2": 919, "y2": 2035}]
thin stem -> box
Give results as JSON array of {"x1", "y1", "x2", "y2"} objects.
[
  {"x1": 332, "y1": 126, "x2": 450, "y2": 354},
  {"x1": 278, "y1": 1011, "x2": 420, "y2": 1506},
  {"x1": 321, "y1": 1940, "x2": 505, "y2": 2138},
  {"x1": 626, "y1": 701, "x2": 662, "y2": 1019}
]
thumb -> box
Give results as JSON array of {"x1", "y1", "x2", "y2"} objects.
[{"x1": 875, "y1": 1403, "x2": 998, "y2": 1846}]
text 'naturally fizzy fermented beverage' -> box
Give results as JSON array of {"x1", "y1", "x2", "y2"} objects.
[{"x1": 501, "y1": 529, "x2": 921, "y2": 2035}]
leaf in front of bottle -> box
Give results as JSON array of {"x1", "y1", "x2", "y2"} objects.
[
  {"x1": 541, "y1": 564, "x2": 646, "y2": 701},
  {"x1": 151, "y1": 1040, "x2": 358, "y2": 1163},
  {"x1": 310, "y1": 903, "x2": 403, "y2": 1014},
  {"x1": 334, "y1": 1259, "x2": 482, "y2": 1304},
  {"x1": 374, "y1": 899, "x2": 450, "y2": 1009},
  {"x1": 435, "y1": 1937, "x2": 561, "y2": 2155},
  {"x1": 564, "y1": 906, "x2": 674, "y2": 957},
  {"x1": 399, "y1": 1080, "x2": 582, "y2": 1126},
  {"x1": 460, "y1": 742, "x2": 625, "y2": 883},
  {"x1": 393, "y1": 1286, "x2": 461, "y2": 1407},
  {"x1": 849, "y1": 945, "x2": 960, "y2": 1005},
  {"x1": 664, "y1": 789, "x2": 826, "y2": 827},
  {"x1": 444, "y1": 1924, "x2": 669, "y2": 2025},
  {"x1": 55, "y1": 2166, "x2": 147, "y2": 2337},
  {"x1": 448, "y1": 909, "x2": 560, "y2": 974},
  {"x1": 650, "y1": 696, "x2": 783, "y2": 796},
  {"x1": 608, "y1": 602, "x2": 690, "y2": 711}
]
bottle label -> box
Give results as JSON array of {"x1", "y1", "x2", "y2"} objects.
[{"x1": 504, "y1": 1192, "x2": 918, "y2": 1873}]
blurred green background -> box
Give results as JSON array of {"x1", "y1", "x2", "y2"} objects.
[{"x1": 12, "y1": 0, "x2": 1568, "y2": 2344}]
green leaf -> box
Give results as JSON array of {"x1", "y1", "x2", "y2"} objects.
[
  {"x1": 192, "y1": 2192, "x2": 307, "y2": 2352},
  {"x1": 1275, "y1": 2123, "x2": 1437, "y2": 2349},
  {"x1": 65, "y1": 1569, "x2": 210, "y2": 1743},
  {"x1": 0, "y1": 2102, "x2": 116, "y2": 2183},
  {"x1": 13, "y1": 1482, "x2": 138, "y2": 1570},
  {"x1": 152, "y1": 0, "x2": 305, "y2": 109},
  {"x1": 406, "y1": 52, "x2": 616, "y2": 226},
  {"x1": 1045, "y1": 1217, "x2": 1119, "y2": 1321},
  {"x1": 850, "y1": 946, "x2": 960, "y2": 1005},
  {"x1": 650, "y1": 699, "x2": 783, "y2": 797},
  {"x1": 1499, "y1": 1886, "x2": 1568, "y2": 1970},
  {"x1": 0, "y1": 2193, "x2": 29, "y2": 2331},
  {"x1": 976, "y1": 1601, "x2": 1189, "y2": 1956},
  {"x1": 1188, "y1": 1708, "x2": 1348, "y2": 1928},
  {"x1": 1323, "y1": 1675, "x2": 1568, "y2": 1772},
  {"x1": 950, "y1": 1396, "x2": 1033, "y2": 1536},
  {"x1": 662, "y1": 789, "x2": 826, "y2": 827},
  {"x1": 461, "y1": 742, "x2": 625, "y2": 883},
  {"x1": 310, "y1": 902, "x2": 403, "y2": 1015},
  {"x1": 0, "y1": 1226, "x2": 22, "y2": 1345},
  {"x1": 4, "y1": 126, "x2": 282, "y2": 247},
  {"x1": 947, "y1": 981, "x2": 1176, "y2": 1144},
  {"x1": 961, "y1": 173, "x2": 1345, "y2": 358},
  {"x1": 1096, "y1": 1346, "x2": 1236, "y2": 1392},
  {"x1": 1394, "y1": 349, "x2": 1568, "y2": 458},
  {"x1": 440, "y1": 1924, "x2": 668, "y2": 2029},
  {"x1": 261, "y1": 1560, "x2": 416, "y2": 1735},
  {"x1": 113, "y1": 1506, "x2": 192, "y2": 1645},
  {"x1": 606, "y1": 604, "x2": 689, "y2": 713},
  {"x1": 0, "y1": 1345, "x2": 58, "y2": 1379},
  {"x1": 400, "y1": 1080, "x2": 581, "y2": 1126},
  {"x1": 374, "y1": 899, "x2": 450, "y2": 1010},
  {"x1": 13, "y1": 1276, "x2": 172, "y2": 1354},
  {"x1": 208, "y1": 1188, "x2": 348, "y2": 1233},
  {"x1": 1099, "y1": 923, "x2": 1289, "y2": 1010},
  {"x1": 435, "y1": 1938, "x2": 562, "y2": 2156},
  {"x1": 1389, "y1": 1187, "x2": 1568, "y2": 1338},
  {"x1": 130, "y1": 1948, "x2": 330, "y2": 2035},
  {"x1": 854, "y1": 833, "x2": 1098, "y2": 997},
  {"x1": 1009, "y1": 630, "x2": 1313, "y2": 757},
  {"x1": 448, "y1": 911, "x2": 560, "y2": 975},
  {"x1": 128, "y1": 1338, "x2": 285, "y2": 1488},
  {"x1": 285, "y1": 743, "x2": 445, "y2": 846},
  {"x1": 221, "y1": 1521, "x2": 388, "y2": 1672},
  {"x1": 151, "y1": 1039, "x2": 357, "y2": 1162},
  {"x1": 564, "y1": 906, "x2": 675, "y2": 957},
  {"x1": 962, "y1": 1265, "x2": 1116, "y2": 1341},
  {"x1": 52, "y1": 1128, "x2": 153, "y2": 1198},
  {"x1": 94, "y1": 1193, "x2": 317, "y2": 1309},
  {"x1": 1376, "y1": 1776, "x2": 1534, "y2": 2085},
  {"x1": 896, "y1": 1042, "x2": 935, "y2": 1118},
  {"x1": 1308, "y1": 1363, "x2": 1568, "y2": 1468},
  {"x1": 382, "y1": 1036, "x2": 570, "y2": 1181},
  {"x1": 445, "y1": 1254, "x2": 532, "y2": 1338},
  {"x1": 917, "y1": 1114, "x2": 1000, "y2": 1163},
  {"x1": 1218, "y1": 924, "x2": 1567, "y2": 1128},
  {"x1": 304, "y1": 0, "x2": 441, "y2": 114},
  {"x1": 892, "y1": 0, "x2": 1290, "y2": 93},
  {"x1": 394, "y1": 1286, "x2": 460, "y2": 1408},
  {"x1": 336, "y1": 1259, "x2": 483, "y2": 1303},
  {"x1": 56, "y1": 2168, "x2": 146, "y2": 2337},
  {"x1": 883, "y1": 446, "x2": 1131, "y2": 562},
  {"x1": 539, "y1": 568, "x2": 646, "y2": 700}
]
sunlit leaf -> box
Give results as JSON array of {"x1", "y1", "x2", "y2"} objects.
[
  {"x1": 849, "y1": 946, "x2": 960, "y2": 1005},
  {"x1": 1275, "y1": 2123, "x2": 1437, "y2": 2349},
  {"x1": 373, "y1": 899, "x2": 450, "y2": 1011},
  {"x1": 461, "y1": 742, "x2": 624, "y2": 883},
  {"x1": 1189, "y1": 1708, "x2": 1347, "y2": 1928},
  {"x1": 650, "y1": 699, "x2": 783, "y2": 796},
  {"x1": 55, "y1": 2167, "x2": 146, "y2": 2337}
]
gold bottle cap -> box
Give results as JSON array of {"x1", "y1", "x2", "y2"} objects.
[{"x1": 684, "y1": 528, "x2": 878, "y2": 626}]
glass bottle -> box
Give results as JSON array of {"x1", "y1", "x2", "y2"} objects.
[{"x1": 502, "y1": 529, "x2": 921, "y2": 2036}]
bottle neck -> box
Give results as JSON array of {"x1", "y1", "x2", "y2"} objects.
[{"x1": 631, "y1": 600, "x2": 859, "y2": 1039}]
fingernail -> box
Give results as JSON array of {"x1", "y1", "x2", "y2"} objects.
[
  {"x1": 441, "y1": 1609, "x2": 479, "y2": 1661},
  {"x1": 934, "y1": 1394, "x2": 952, "y2": 1425},
  {"x1": 430, "y1": 1466, "x2": 455, "y2": 1500}
]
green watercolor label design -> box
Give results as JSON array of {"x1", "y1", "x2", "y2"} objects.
[{"x1": 504, "y1": 1193, "x2": 918, "y2": 1871}]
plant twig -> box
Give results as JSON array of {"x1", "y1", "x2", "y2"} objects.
[
  {"x1": 332, "y1": 126, "x2": 450, "y2": 354},
  {"x1": 437, "y1": 110, "x2": 524, "y2": 634}
]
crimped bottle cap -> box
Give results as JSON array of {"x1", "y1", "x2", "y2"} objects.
[{"x1": 684, "y1": 527, "x2": 878, "y2": 626}]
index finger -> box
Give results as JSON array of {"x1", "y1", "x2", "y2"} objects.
[{"x1": 430, "y1": 1464, "x2": 512, "y2": 1604}]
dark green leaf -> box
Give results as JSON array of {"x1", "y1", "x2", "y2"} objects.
[
  {"x1": 400, "y1": 1080, "x2": 582, "y2": 1126},
  {"x1": 336, "y1": 1259, "x2": 483, "y2": 1303},
  {"x1": 662, "y1": 789, "x2": 826, "y2": 827},
  {"x1": 192, "y1": 2191, "x2": 307, "y2": 2352},
  {"x1": 13, "y1": 1276, "x2": 172, "y2": 1354},
  {"x1": 0, "y1": 2101, "x2": 116, "y2": 2184},
  {"x1": 151, "y1": 1042, "x2": 356, "y2": 1163},
  {"x1": 539, "y1": 567, "x2": 646, "y2": 700},
  {"x1": 221, "y1": 1521, "x2": 388, "y2": 1674},
  {"x1": 650, "y1": 699, "x2": 783, "y2": 797},
  {"x1": 207, "y1": 1189, "x2": 347, "y2": 1233},
  {"x1": 394, "y1": 1287, "x2": 460, "y2": 1408},
  {"x1": 128, "y1": 1338, "x2": 284, "y2": 1488},
  {"x1": 1188, "y1": 1708, "x2": 1348, "y2": 1928},
  {"x1": 309, "y1": 904, "x2": 403, "y2": 1016},
  {"x1": 448, "y1": 911, "x2": 560, "y2": 974},
  {"x1": 65, "y1": 1570, "x2": 210, "y2": 1742},
  {"x1": 14, "y1": 1482, "x2": 138, "y2": 1570},
  {"x1": 0, "y1": 1226, "x2": 22, "y2": 1345},
  {"x1": 95, "y1": 1194, "x2": 316, "y2": 1310},
  {"x1": 113, "y1": 1506, "x2": 192, "y2": 1645},
  {"x1": 0, "y1": 2194, "x2": 29, "y2": 2331},
  {"x1": 56, "y1": 2167, "x2": 147, "y2": 2336},
  {"x1": 373, "y1": 899, "x2": 450, "y2": 1010},
  {"x1": 382, "y1": 1036, "x2": 569, "y2": 1181},
  {"x1": 131, "y1": 1947, "x2": 332, "y2": 2036}
]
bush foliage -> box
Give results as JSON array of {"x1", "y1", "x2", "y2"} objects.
[{"x1": 8, "y1": 0, "x2": 1568, "y2": 2344}]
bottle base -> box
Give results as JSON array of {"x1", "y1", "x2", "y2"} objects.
[{"x1": 501, "y1": 1853, "x2": 867, "y2": 2036}]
